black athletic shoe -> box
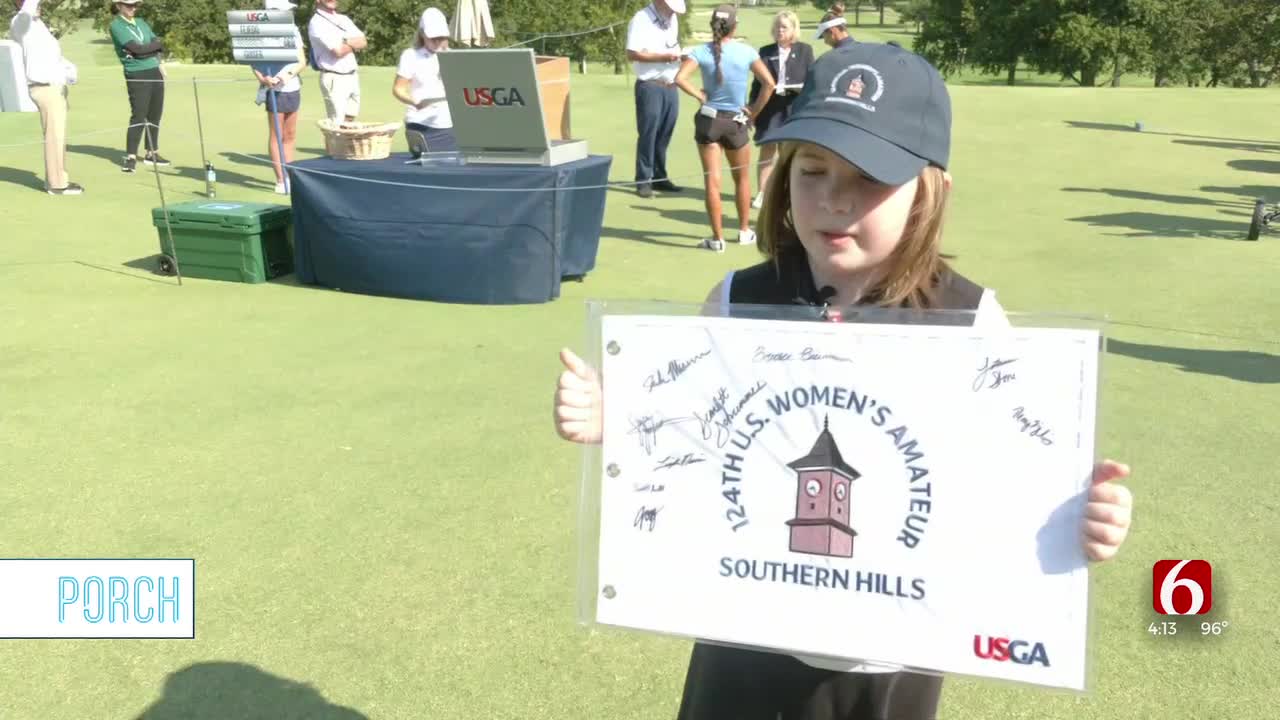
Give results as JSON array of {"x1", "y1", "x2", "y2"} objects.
[
  {"x1": 122, "y1": 156, "x2": 137, "y2": 173},
  {"x1": 653, "y1": 180, "x2": 683, "y2": 193},
  {"x1": 636, "y1": 183, "x2": 653, "y2": 198},
  {"x1": 143, "y1": 153, "x2": 172, "y2": 167}
]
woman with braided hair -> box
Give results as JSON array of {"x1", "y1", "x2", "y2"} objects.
[{"x1": 675, "y1": 3, "x2": 774, "y2": 252}]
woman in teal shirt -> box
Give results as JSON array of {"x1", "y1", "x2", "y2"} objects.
[
  {"x1": 675, "y1": 3, "x2": 774, "y2": 252},
  {"x1": 109, "y1": 0, "x2": 168, "y2": 173}
]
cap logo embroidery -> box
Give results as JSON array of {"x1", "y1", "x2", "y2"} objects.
[
  {"x1": 826, "y1": 64, "x2": 884, "y2": 113},
  {"x1": 845, "y1": 74, "x2": 865, "y2": 99}
]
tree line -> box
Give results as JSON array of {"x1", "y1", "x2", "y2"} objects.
[
  {"x1": 32, "y1": 0, "x2": 690, "y2": 71},
  {"x1": 901, "y1": 0, "x2": 1280, "y2": 87},
  {"x1": 30, "y1": 0, "x2": 1277, "y2": 87}
]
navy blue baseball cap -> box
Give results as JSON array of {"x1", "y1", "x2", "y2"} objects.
[{"x1": 760, "y1": 42, "x2": 951, "y2": 186}]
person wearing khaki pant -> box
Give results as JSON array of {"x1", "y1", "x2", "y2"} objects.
[
  {"x1": 27, "y1": 83, "x2": 68, "y2": 189},
  {"x1": 9, "y1": 0, "x2": 81, "y2": 195}
]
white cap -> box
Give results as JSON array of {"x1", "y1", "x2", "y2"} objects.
[
  {"x1": 419, "y1": 7, "x2": 449, "y2": 38},
  {"x1": 814, "y1": 16, "x2": 847, "y2": 39},
  {"x1": 264, "y1": 0, "x2": 296, "y2": 9},
  {"x1": 666, "y1": 0, "x2": 686, "y2": 14}
]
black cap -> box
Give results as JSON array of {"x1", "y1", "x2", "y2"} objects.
[{"x1": 760, "y1": 42, "x2": 950, "y2": 185}]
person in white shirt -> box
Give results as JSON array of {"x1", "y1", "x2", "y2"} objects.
[
  {"x1": 252, "y1": 0, "x2": 305, "y2": 194},
  {"x1": 392, "y1": 7, "x2": 455, "y2": 157},
  {"x1": 8, "y1": 0, "x2": 81, "y2": 195},
  {"x1": 307, "y1": 0, "x2": 365, "y2": 123},
  {"x1": 625, "y1": 0, "x2": 685, "y2": 198}
]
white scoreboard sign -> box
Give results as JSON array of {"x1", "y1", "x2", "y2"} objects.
[{"x1": 226, "y1": 10, "x2": 300, "y2": 64}]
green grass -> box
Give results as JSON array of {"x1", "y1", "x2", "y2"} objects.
[{"x1": 2, "y1": 5, "x2": 1278, "y2": 719}]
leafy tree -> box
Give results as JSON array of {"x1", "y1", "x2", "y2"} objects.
[
  {"x1": 914, "y1": 0, "x2": 977, "y2": 77},
  {"x1": 32, "y1": 0, "x2": 99, "y2": 39},
  {"x1": 898, "y1": 0, "x2": 931, "y2": 33},
  {"x1": 1024, "y1": 0, "x2": 1149, "y2": 87},
  {"x1": 1131, "y1": 0, "x2": 1208, "y2": 86}
]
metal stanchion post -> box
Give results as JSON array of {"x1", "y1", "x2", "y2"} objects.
[
  {"x1": 193, "y1": 77, "x2": 215, "y2": 198},
  {"x1": 150, "y1": 122, "x2": 183, "y2": 286}
]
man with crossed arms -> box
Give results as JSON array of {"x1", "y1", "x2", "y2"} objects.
[{"x1": 308, "y1": 0, "x2": 366, "y2": 123}]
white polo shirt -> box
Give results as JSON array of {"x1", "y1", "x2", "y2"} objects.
[
  {"x1": 8, "y1": 0, "x2": 68, "y2": 85},
  {"x1": 626, "y1": 4, "x2": 680, "y2": 83},
  {"x1": 396, "y1": 46, "x2": 451, "y2": 128},
  {"x1": 307, "y1": 9, "x2": 361, "y2": 74}
]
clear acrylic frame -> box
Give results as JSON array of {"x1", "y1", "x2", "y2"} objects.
[{"x1": 571, "y1": 299, "x2": 1109, "y2": 694}]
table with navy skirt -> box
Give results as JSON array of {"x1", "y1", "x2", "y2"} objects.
[{"x1": 287, "y1": 153, "x2": 612, "y2": 304}]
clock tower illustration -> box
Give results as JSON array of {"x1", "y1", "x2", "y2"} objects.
[{"x1": 785, "y1": 415, "x2": 860, "y2": 558}]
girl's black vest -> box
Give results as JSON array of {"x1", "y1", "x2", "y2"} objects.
[{"x1": 725, "y1": 249, "x2": 985, "y2": 325}]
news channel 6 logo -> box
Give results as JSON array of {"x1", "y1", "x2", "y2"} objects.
[{"x1": 1152, "y1": 559, "x2": 1212, "y2": 615}]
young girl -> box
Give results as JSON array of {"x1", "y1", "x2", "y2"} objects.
[
  {"x1": 252, "y1": 0, "x2": 305, "y2": 194},
  {"x1": 392, "y1": 7, "x2": 456, "y2": 158},
  {"x1": 553, "y1": 42, "x2": 1135, "y2": 720},
  {"x1": 675, "y1": 4, "x2": 774, "y2": 252}
]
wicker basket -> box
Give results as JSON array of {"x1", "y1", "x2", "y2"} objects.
[{"x1": 317, "y1": 119, "x2": 401, "y2": 160}]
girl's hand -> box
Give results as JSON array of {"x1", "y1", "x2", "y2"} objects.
[
  {"x1": 1083, "y1": 460, "x2": 1133, "y2": 562},
  {"x1": 554, "y1": 348, "x2": 602, "y2": 444}
]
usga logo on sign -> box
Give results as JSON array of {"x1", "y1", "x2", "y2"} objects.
[
  {"x1": 244, "y1": 11, "x2": 269, "y2": 21},
  {"x1": 973, "y1": 635, "x2": 1051, "y2": 667},
  {"x1": 462, "y1": 87, "x2": 527, "y2": 107}
]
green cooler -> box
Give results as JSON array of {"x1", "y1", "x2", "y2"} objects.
[{"x1": 150, "y1": 200, "x2": 294, "y2": 283}]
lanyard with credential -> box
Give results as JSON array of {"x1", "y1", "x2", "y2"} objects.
[{"x1": 124, "y1": 20, "x2": 147, "y2": 44}]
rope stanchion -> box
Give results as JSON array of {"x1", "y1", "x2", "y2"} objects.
[
  {"x1": 192, "y1": 77, "x2": 216, "y2": 198},
  {"x1": 0, "y1": 122, "x2": 153, "y2": 151},
  {"x1": 223, "y1": 149, "x2": 760, "y2": 194},
  {"x1": 144, "y1": 122, "x2": 183, "y2": 285},
  {"x1": 503, "y1": 19, "x2": 630, "y2": 49}
]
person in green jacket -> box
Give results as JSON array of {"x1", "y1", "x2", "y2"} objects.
[{"x1": 109, "y1": 0, "x2": 169, "y2": 173}]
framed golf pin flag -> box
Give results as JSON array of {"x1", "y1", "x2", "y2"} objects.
[{"x1": 574, "y1": 301, "x2": 1105, "y2": 692}]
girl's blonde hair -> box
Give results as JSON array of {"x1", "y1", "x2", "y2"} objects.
[
  {"x1": 772, "y1": 10, "x2": 800, "y2": 38},
  {"x1": 757, "y1": 142, "x2": 952, "y2": 309}
]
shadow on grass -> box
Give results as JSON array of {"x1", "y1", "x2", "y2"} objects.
[
  {"x1": 1060, "y1": 186, "x2": 1254, "y2": 209},
  {"x1": 1107, "y1": 339, "x2": 1280, "y2": 384},
  {"x1": 1173, "y1": 138, "x2": 1280, "y2": 154},
  {"x1": 1065, "y1": 210, "x2": 1252, "y2": 239},
  {"x1": 0, "y1": 165, "x2": 46, "y2": 192},
  {"x1": 63, "y1": 143, "x2": 276, "y2": 193},
  {"x1": 1201, "y1": 184, "x2": 1280, "y2": 205},
  {"x1": 175, "y1": 161, "x2": 275, "y2": 193},
  {"x1": 1227, "y1": 158, "x2": 1280, "y2": 175},
  {"x1": 1065, "y1": 121, "x2": 1280, "y2": 148},
  {"x1": 67, "y1": 142, "x2": 126, "y2": 166},
  {"x1": 77, "y1": 260, "x2": 175, "y2": 286},
  {"x1": 601, "y1": 225, "x2": 703, "y2": 249},
  {"x1": 133, "y1": 662, "x2": 367, "y2": 720},
  {"x1": 64, "y1": 144, "x2": 278, "y2": 193},
  {"x1": 948, "y1": 77, "x2": 1070, "y2": 88},
  {"x1": 632, "y1": 202, "x2": 722, "y2": 229}
]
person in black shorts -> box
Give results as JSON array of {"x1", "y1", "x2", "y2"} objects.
[
  {"x1": 674, "y1": 4, "x2": 775, "y2": 252},
  {"x1": 252, "y1": 0, "x2": 305, "y2": 194},
  {"x1": 749, "y1": 9, "x2": 814, "y2": 209}
]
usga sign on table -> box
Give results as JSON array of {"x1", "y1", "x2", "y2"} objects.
[{"x1": 226, "y1": 9, "x2": 300, "y2": 64}]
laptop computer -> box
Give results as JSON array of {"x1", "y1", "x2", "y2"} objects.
[{"x1": 437, "y1": 48, "x2": 588, "y2": 166}]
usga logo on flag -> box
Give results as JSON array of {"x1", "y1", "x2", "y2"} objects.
[{"x1": 0, "y1": 559, "x2": 195, "y2": 639}]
